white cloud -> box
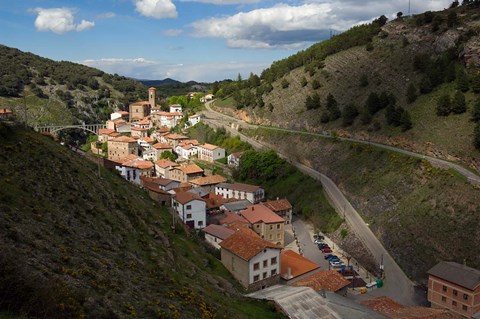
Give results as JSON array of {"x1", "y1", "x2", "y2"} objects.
[
  {"x1": 189, "y1": 0, "x2": 452, "y2": 49},
  {"x1": 134, "y1": 0, "x2": 177, "y2": 19},
  {"x1": 80, "y1": 57, "x2": 268, "y2": 82},
  {"x1": 33, "y1": 8, "x2": 95, "y2": 34},
  {"x1": 96, "y1": 12, "x2": 116, "y2": 19},
  {"x1": 163, "y1": 28, "x2": 183, "y2": 36}
]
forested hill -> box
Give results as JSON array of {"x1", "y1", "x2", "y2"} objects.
[
  {"x1": 214, "y1": 2, "x2": 480, "y2": 169},
  {"x1": 0, "y1": 44, "x2": 146, "y2": 125}
]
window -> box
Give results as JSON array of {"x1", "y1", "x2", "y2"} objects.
[
  {"x1": 253, "y1": 275, "x2": 260, "y2": 282},
  {"x1": 277, "y1": 234, "x2": 281, "y2": 239},
  {"x1": 256, "y1": 224, "x2": 260, "y2": 228},
  {"x1": 263, "y1": 260, "x2": 268, "y2": 267},
  {"x1": 198, "y1": 221, "x2": 203, "y2": 227},
  {"x1": 462, "y1": 305, "x2": 468, "y2": 311},
  {"x1": 452, "y1": 301, "x2": 457, "y2": 306},
  {"x1": 441, "y1": 296, "x2": 446, "y2": 302},
  {"x1": 270, "y1": 225, "x2": 273, "y2": 230},
  {"x1": 442, "y1": 285, "x2": 447, "y2": 292},
  {"x1": 271, "y1": 269, "x2": 277, "y2": 276},
  {"x1": 271, "y1": 257, "x2": 277, "y2": 265},
  {"x1": 186, "y1": 213, "x2": 192, "y2": 219},
  {"x1": 263, "y1": 272, "x2": 267, "y2": 279},
  {"x1": 463, "y1": 294, "x2": 468, "y2": 300},
  {"x1": 277, "y1": 224, "x2": 281, "y2": 229},
  {"x1": 186, "y1": 205, "x2": 192, "y2": 210},
  {"x1": 269, "y1": 234, "x2": 272, "y2": 240},
  {"x1": 453, "y1": 289, "x2": 458, "y2": 296},
  {"x1": 253, "y1": 262, "x2": 259, "y2": 271}
]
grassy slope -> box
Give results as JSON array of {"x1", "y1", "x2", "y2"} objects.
[
  {"x1": 248, "y1": 127, "x2": 480, "y2": 283},
  {"x1": 0, "y1": 123, "x2": 282, "y2": 319}
]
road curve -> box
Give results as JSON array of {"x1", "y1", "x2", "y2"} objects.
[{"x1": 202, "y1": 101, "x2": 418, "y2": 306}]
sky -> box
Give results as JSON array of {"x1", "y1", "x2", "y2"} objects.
[{"x1": 0, "y1": 0, "x2": 452, "y2": 82}]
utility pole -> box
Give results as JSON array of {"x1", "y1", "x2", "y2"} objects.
[
  {"x1": 408, "y1": 0, "x2": 411, "y2": 15},
  {"x1": 380, "y1": 253, "x2": 384, "y2": 278}
]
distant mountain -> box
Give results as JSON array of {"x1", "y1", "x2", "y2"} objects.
[{"x1": 139, "y1": 78, "x2": 182, "y2": 87}]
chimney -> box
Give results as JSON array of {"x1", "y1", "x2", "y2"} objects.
[
  {"x1": 148, "y1": 87, "x2": 156, "y2": 108},
  {"x1": 287, "y1": 267, "x2": 292, "y2": 279}
]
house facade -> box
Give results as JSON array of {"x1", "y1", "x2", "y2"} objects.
[
  {"x1": 215, "y1": 183, "x2": 265, "y2": 204},
  {"x1": 428, "y1": 261, "x2": 480, "y2": 318},
  {"x1": 227, "y1": 152, "x2": 243, "y2": 167},
  {"x1": 169, "y1": 104, "x2": 182, "y2": 113},
  {"x1": 203, "y1": 224, "x2": 235, "y2": 249},
  {"x1": 154, "y1": 159, "x2": 178, "y2": 178},
  {"x1": 197, "y1": 143, "x2": 225, "y2": 162},
  {"x1": 241, "y1": 204, "x2": 285, "y2": 247},
  {"x1": 188, "y1": 114, "x2": 201, "y2": 126},
  {"x1": 129, "y1": 101, "x2": 151, "y2": 122},
  {"x1": 220, "y1": 230, "x2": 281, "y2": 290},
  {"x1": 116, "y1": 158, "x2": 154, "y2": 185},
  {"x1": 169, "y1": 163, "x2": 204, "y2": 183},
  {"x1": 172, "y1": 192, "x2": 206, "y2": 229},
  {"x1": 108, "y1": 136, "x2": 139, "y2": 161},
  {"x1": 261, "y1": 199, "x2": 293, "y2": 225}
]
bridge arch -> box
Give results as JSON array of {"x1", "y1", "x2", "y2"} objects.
[
  {"x1": 35, "y1": 124, "x2": 106, "y2": 136},
  {"x1": 49, "y1": 126, "x2": 99, "y2": 136}
]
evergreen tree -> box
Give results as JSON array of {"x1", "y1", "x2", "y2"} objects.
[
  {"x1": 320, "y1": 111, "x2": 330, "y2": 123},
  {"x1": 359, "y1": 73, "x2": 369, "y2": 87},
  {"x1": 451, "y1": 91, "x2": 467, "y2": 114},
  {"x1": 385, "y1": 104, "x2": 401, "y2": 126},
  {"x1": 472, "y1": 98, "x2": 480, "y2": 122},
  {"x1": 342, "y1": 103, "x2": 359, "y2": 126},
  {"x1": 471, "y1": 74, "x2": 480, "y2": 94},
  {"x1": 456, "y1": 67, "x2": 470, "y2": 92},
  {"x1": 400, "y1": 109, "x2": 413, "y2": 131},
  {"x1": 311, "y1": 79, "x2": 321, "y2": 89},
  {"x1": 436, "y1": 93, "x2": 451, "y2": 116},
  {"x1": 360, "y1": 108, "x2": 372, "y2": 125},
  {"x1": 474, "y1": 123, "x2": 480, "y2": 150},
  {"x1": 365, "y1": 92, "x2": 381, "y2": 114},
  {"x1": 419, "y1": 76, "x2": 433, "y2": 94},
  {"x1": 326, "y1": 94, "x2": 340, "y2": 119},
  {"x1": 406, "y1": 83, "x2": 417, "y2": 103}
]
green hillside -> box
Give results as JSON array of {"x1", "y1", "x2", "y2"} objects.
[
  {"x1": 215, "y1": 4, "x2": 480, "y2": 169},
  {"x1": 0, "y1": 122, "x2": 281, "y2": 319}
]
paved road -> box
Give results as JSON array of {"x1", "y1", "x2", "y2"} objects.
[
  {"x1": 203, "y1": 101, "x2": 480, "y2": 185},
  {"x1": 202, "y1": 101, "x2": 420, "y2": 306}
]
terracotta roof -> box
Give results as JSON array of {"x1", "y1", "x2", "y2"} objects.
[
  {"x1": 136, "y1": 119, "x2": 150, "y2": 125},
  {"x1": 199, "y1": 143, "x2": 221, "y2": 151},
  {"x1": 219, "y1": 211, "x2": 249, "y2": 226},
  {"x1": 362, "y1": 297, "x2": 460, "y2": 319},
  {"x1": 203, "y1": 224, "x2": 235, "y2": 240},
  {"x1": 281, "y1": 250, "x2": 320, "y2": 280},
  {"x1": 117, "y1": 111, "x2": 129, "y2": 115},
  {"x1": 262, "y1": 199, "x2": 292, "y2": 212},
  {"x1": 99, "y1": 128, "x2": 116, "y2": 135},
  {"x1": 120, "y1": 154, "x2": 141, "y2": 163},
  {"x1": 131, "y1": 127, "x2": 148, "y2": 131},
  {"x1": 183, "y1": 139, "x2": 199, "y2": 146},
  {"x1": 141, "y1": 137, "x2": 154, "y2": 143},
  {"x1": 130, "y1": 101, "x2": 150, "y2": 106},
  {"x1": 109, "y1": 132, "x2": 121, "y2": 137},
  {"x1": 0, "y1": 108, "x2": 13, "y2": 114},
  {"x1": 152, "y1": 143, "x2": 172, "y2": 150},
  {"x1": 176, "y1": 163, "x2": 203, "y2": 174},
  {"x1": 109, "y1": 136, "x2": 136, "y2": 143},
  {"x1": 428, "y1": 262, "x2": 480, "y2": 290},
  {"x1": 169, "y1": 112, "x2": 183, "y2": 116},
  {"x1": 241, "y1": 205, "x2": 285, "y2": 224},
  {"x1": 156, "y1": 128, "x2": 170, "y2": 133},
  {"x1": 154, "y1": 159, "x2": 178, "y2": 168},
  {"x1": 189, "y1": 175, "x2": 226, "y2": 186},
  {"x1": 165, "y1": 133, "x2": 189, "y2": 140},
  {"x1": 141, "y1": 176, "x2": 177, "y2": 187},
  {"x1": 292, "y1": 270, "x2": 350, "y2": 292},
  {"x1": 219, "y1": 229, "x2": 280, "y2": 261},
  {"x1": 179, "y1": 145, "x2": 194, "y2": 150},
  {"x1": 174, "y1": 191, "x2": 205, "y2": 205},
  {"x1": 216, "y1": 183, "x2": 262, "y2": 193},
  {"x1": 189, "y1": 114, "x2": 200, "y2": 118},
  {"x1": 122, "y1": 159, "x2": 154, "y2": 169},
  {"x1": 203, "y1": 193, "x2": 236, "y2": 209},
  {"x1": 144, "y1": 184, "x2": 170, "y2": 195}
]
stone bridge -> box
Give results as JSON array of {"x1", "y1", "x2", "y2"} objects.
[{"x1": 34, "y1": 123, "x2": 106, "y2": 136}]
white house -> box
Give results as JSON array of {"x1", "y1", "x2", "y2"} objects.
[
  {"x1": 227, "y1": 152, "x2": 243, "y2": 167},
  {"x1": 219, "y1": 229, "x2": 281, "y2": 290},
  {"x1": 110, "y1": 111, "x2": 129, "y2": 121},
  {"x1": 175, "y1": 144, "x2": 198, "y2": 159},
  {"x1": 215, "y1": 183, "x2": 265, "y2": 204},
  {"x1": 197, "y1": 143, "x2": 225, "y2": 162},
  {"x1": 188, "y1": 114, "x2": 201, "y2": 126},
  {"x1": 115, "y1": 158, "x2": 154, "y2": 185},
  {"x1": 172, "y1": 192, "x2": 206, "y2": 229},
  {"x1": 203, "y1": 224, "x2": 235, "y2": 250},
  {"x1": 169, "y1": 104, "x2": 183, "y2": 113},
  {"x1": 200, "y1": 94, "x2": 214, "y2": 103},
  {"x1": 154, "y1": 159, "x2": 179, "y2": 178}
]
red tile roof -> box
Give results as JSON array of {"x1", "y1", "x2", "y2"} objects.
[
  {"x1": 130, "y1": 101, "x2": 150, "y2": 106},
  {"x1": 122, "y1": 159, "x2": 154, "y2": 169},
  {"x1": 280, "y1": 250, "x2": 320, "y2": 280},
  {"x1": 203, "y1": 224, "x2": 235, "y2": 240},
  {"x1": 154, "y1": 159, "x2": 178, "y2": 168},
  {"x1": 219, "y1": 211, "x2": 249, "y2": 226},
  {"x1": 141, "y1": 137, "x2": 154, "y2": 143},
  {"x1": 99, "y1": 128, "x2": 116, "y2": 135},
  {"x1": 217, "y1": 182, "x2": 262, "y2": 193},
  {"x1": 189, "y1": 175, "x2": 227, "y2": 186},
  {"x1": 165, "y1": 133, "x2": 188, "y2": 140},
  {"x1": 131, "y1": 127, "x2": 148, "y2": 131},
  {"x1": 241, "y1": 205, "x2": 285, "y2": 224},
  {"x1": 174, "y1": 191, "x2": 205, "y2": 205},
  {"x1": 176, "y1": 163, "x2": 203, "y2": 174},
  {"x1": 262, "y1": 199, "x2": 292, "y2": 212},
  {"x1": 152, "y1": 143, "x2": 172, "y2": 150},
  {"x1": 292, "y1": 270, "x2": 350, "y2": 292},
  {"x1": 0, "y1": 108, "x2": 13, "y2": 114},
  {"x1": 199, "y1": 143, "x2": 221, "y2": 150},
  {"x1": 219, "y1": 230, "x2": 280, "y2": 261},
  {"x1": 110, "y1": 136, "x2": 136, "y2": 143}
]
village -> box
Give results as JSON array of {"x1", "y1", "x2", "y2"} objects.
[{"x1": 74, "y1": 86, "x2": 480, "y2": 318}]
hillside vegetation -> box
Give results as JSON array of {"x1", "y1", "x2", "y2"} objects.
[
  {"x1": 0, "y1": 123, "x2": 281, "y2": 319},
  {"x1": 215, "y1": 3, "x2": 480, "y2": 169},
  {"x1": 247, "y1": 127, "x2": 480, "y2": 283}
]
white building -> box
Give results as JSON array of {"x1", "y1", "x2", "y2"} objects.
[
  {"x1": 188, "y1": 114, "x2": 201, "y2": 126},
  {"x1": 115, "y1": 158, "x2": 154, "y2": 185},
  {"x1": 215, "y1": 183, "x2": 265, "y2": 204},
  {"x1": 227, "y1": 152, "x2": 243, "y2": 167},
  {"x1": 169, "y1": 104, "x2": 182, "y2": 113},
  {"x1": 203, "y1": 224, "x2": 235, "y2": 250},
  {"x1": 172, "y1": 192, "x2": 206, "y2": 229},
  {"x1": 197, "y1": 143, "x2": 225, "y2": 162},
  {"x1": 175, "y1": 144, "x2": 198, "y2": 159}
]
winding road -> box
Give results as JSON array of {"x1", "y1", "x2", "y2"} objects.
[{"x1": 200, "y1": 100, "x2": 480, "y2": 306}]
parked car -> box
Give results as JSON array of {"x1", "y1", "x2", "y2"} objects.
[
  {"x1": 325, "y1": 255, "x2": 339, "y2": 261},
  {"x1": 314, "y1": 238, "x2": 323, "y2": 244},
  {"x1": 366, "y1": 281, "x2": 378, "y2": 288},
  {"x1": 321, "y1": 248, "x2": 333, "y2": 253},
  {"x1": 330, "y1": 261, "x2": 345, "y2": 268},
  {"x1": 324, "y1": 254, "x2": 334, "y2": 260},
  {"x1": 318, "y1": 243, "x2": 330, "y2": 249}
]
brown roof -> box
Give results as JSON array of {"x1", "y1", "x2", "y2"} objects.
[
  {"x1": 154, "y1": 159, "x2": 178, "y2": 168},
  {"x1": 428, "y1": 262, "x2": 480, "y2": 290},
  {"x1": 109, "y1": 136, "x2": 136, "y2": 143},
  {"x1": 131, "y1": 127, "x2": 148, "y2": 131},
  {"x1": 117, "y1": 111, "x2": 129, "y2": 115},
  {"x1": 280, "y1": 250, "x2": 320, "y2": 280},
  {"x1": 217, "y1": 182, "x2": 262, "y2": 193},
  {"x1": 152, "y1": 143, "x2": 172, "y2": 150},
  {"x1": 219, "y1": 230, "x2": 280, "y2": 261},
  {"x1": 219, "y1": 211, "x2": 249, "y2": 226},
  {"x1": 120, "y1": 154, "x2": 141, "y2": 163},
  {"x1": 241, "y1": 205, "x2": 285, "y2": 224},
  {"x1": 136, "y1": 119, "x2": 150, "y2": 125},
  {"x1": 262, "y1": 199, "x2": 292, "y2": 212},
  {"x1": 174, "y1": 191, "x2": 205, "y2": 205},
  {"x1": 189, "y1": 175, "x2": 227, "y2": 186},
  {"x1": 176, "y1": 163, "x2": 204, "y2": 175},
  {"x1": 99, "y1": 128, "x2": 116, "y2": 135},
  {"x1": 362, "y1": 297, "x2": 460, "y2": 319},
  {"x1": 109, "y1": 132, "x2": 121, "y2": 137},
  {"x1": 203, "y1": 224, "x2": 235, "y2": 240},
  {"x1": 141, "y1": 137, "x2": 154, "y2": 143},
  {"x1": 130, "y1": 101, "x2": 150, "y2": 106},
  {"x1": 122, "y1": 159, "x2": 154, "y2": 169},
  {"x1": 141, "y1": 176, "x2": 177, "y2": 187},
  {"x1": 156, "y1": 128, "x2": 170, "y2": 133},
  {"x1": 199, "y1": 143, "x2": 221, "y2": 150},
  {"x1": 165, "y1": 133, "x2": 188, "y2": 140},
  {"x1": 292, "y1": 270, "x2": 350, "y2": 292},
  {"x1": 0, "y1": 108, "x2": 13, "y2": 114}
]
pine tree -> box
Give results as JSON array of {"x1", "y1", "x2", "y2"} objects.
[
  {"x1": 320, "y1": 111, "x2": 330, "y2": 123},
  {"x1": 406, "y1": 83, "x2": 417, "y2": 103},
  {"x1": 451, "y1": 91, "x2": 467, "y2": 114},
  {"x1": 365, "y1": 92, "x2": 381, "y2": 114},
  {"x1": 342, "y1": 103, "x2": 359, "y2": 126},
  {"x1": 400, "y1": 109, "x2": 413, "y2": 131},
  {"x1": 436, "y1": 93, "x2": 451, "y2": 116},
  {"x1": 474, "y1": 123, "x2": 480, "y2": 150},
  {"x1": 456, "y1": 67, "x2": 470, "y2": 92},
  {"x1": 471, "y1": 98, "x2": 480, "y2": 122},
  {"x1": 360, "y1": 108, "x2": 372, "y2": 125}
]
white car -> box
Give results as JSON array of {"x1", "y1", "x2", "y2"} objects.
[
  {"x1": 329, "y1": 261, "x2": 345, "y2": 268},
  {"x1": 314, "y1": 238, "x2": 323, "y2": 244},
  {"x1": 366, "y1": 281, "x2": 378, "y2": 288}
]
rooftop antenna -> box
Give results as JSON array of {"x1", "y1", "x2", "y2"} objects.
[{"x1": 408, "y1": 0, "x2": 411, "y2": 15}]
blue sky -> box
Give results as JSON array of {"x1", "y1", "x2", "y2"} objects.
[{"x1": 0, "y1": 0, "x2": 451, "y2": 82}]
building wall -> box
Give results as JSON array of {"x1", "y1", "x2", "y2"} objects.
[
  {"x1": 147, "y1": 190, "x2": 172, "y2": 207},
  {"x1": 116, "y1": 166, "x2": 141, "y2": 185},
  {"x1": 428, "y1": 275, "x2": 480, "y2": 317},
  {"x1": 205, "y1": 233, "x2": 222, "y2": 250},
  {"x1": 215, "y1": 186, "x2": 264, "y2": 204},
  {"x1": 249, "y1": 248, "x2": 281, "y2": 285},
  {"x1": 221, "y1": 249, "x2": 249, "y2": 288},
  {"x1": 173, "y1": 199, "x2": 206, "y2": 229},
  {"x1": 129, "y1": 104, "x2": 151, "y2": 122},
  {"x1": 253, "y1": 222, "x2": 285, "y2": 247},
  {"x1": 108, "y1": 141, "x2": 138, "y2": 161}
]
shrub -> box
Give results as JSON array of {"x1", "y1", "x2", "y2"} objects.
[{"x1": 436, "y1": 93, "x2": 451, "y2": 116}]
